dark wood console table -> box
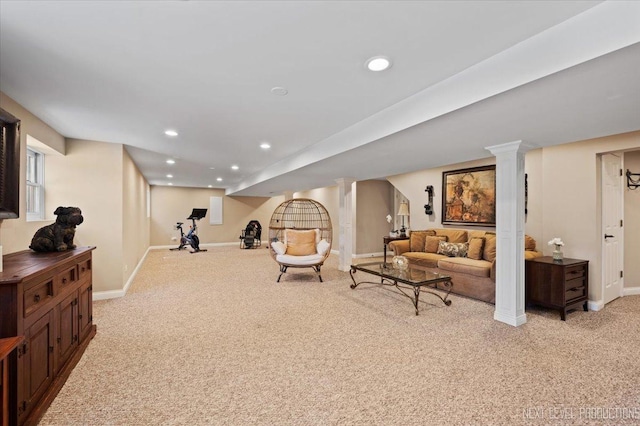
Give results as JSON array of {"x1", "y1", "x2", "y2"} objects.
[
  {"x1": 383, "y1": 236, "x2": 409, "y2": 263},
  {"x1": 1, "y1": 337, "x2": 24, "y2": 426},
  {"x1": 525, "y1": 256, "x2": 589, "y2": 321},
  {"x1": 0, "y1": 246, "x2": 96, "y2": 426}
]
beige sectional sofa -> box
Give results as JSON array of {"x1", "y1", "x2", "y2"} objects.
[{"x1": 388, "y1": 228, "x2": 542, "y2": 303}]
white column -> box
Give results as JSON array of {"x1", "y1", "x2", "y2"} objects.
[
  {"x1": 335, "y1": 178, "x2": 355, "y2": 272},
  {"x1": 486, "y1": 140, "x2": 531, "y2": 327}
]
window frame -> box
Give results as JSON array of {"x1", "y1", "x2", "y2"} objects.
[{"x1": 26, "y1": 146, "x2": 45, "y2": 221}]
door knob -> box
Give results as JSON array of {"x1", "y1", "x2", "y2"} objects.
[{"x1": 604, "y1": 234, "x2": 614, "y2": 239}]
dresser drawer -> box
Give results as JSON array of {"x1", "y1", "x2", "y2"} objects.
[
  {"x1": 565, "y1": 264, "x2": 586, "y2": 280},
  {"x1": 57, "y1": 264, "x2": 79, "y2": 292},
  {"x1": 78, "y1": 257, "x2": 92, "y2": 281},
  {"x1": 565, "y1": 285, "x2": 585, "y2": 302},
  {"x1": 565, "y1": 277, "x2": 586, "y2": 292},
  {"x1": 24, "y1": 278, "x2": 54, "y2": 317}
]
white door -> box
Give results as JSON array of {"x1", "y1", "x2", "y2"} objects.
[{"x1": 601, "y1": 153, "x2": 624, "y2": 305}]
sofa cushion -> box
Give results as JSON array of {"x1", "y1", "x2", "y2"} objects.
[
  {"x1": 437, "y1": 241, "x2": 469, "y2": 257},
  {"x1": 409, "y1": 230, "x2": 435, "y2": 252},
  {"x1": 467, "y1": 237, "x2": 485, "y2": 260},
  {"x1": 425, "y1": 236, "x2": 447, "y2": 253},
  {"x1": 525, "y1": 235, "x2": 537, "y2": 251},
  {"x1": 435, "y1": 229, "x2": 468, "y2": 243},
  {"x1": 403, "y1": 252, "x2": 446, "y2": 268},
  {"x1": 525, "y1": 250, "x2": 543, "y2": 260},
  {"x1": 437, "y1": 257, "x2": 492, "y2": 278},
  {"x1": 483, "y1": 232, "x2": 497, "y2": 262},
  {"x1": 468, "y1": 230, "x2": 489, "y2": 240},
  {"x1": 285, "y1": 229, "x2": 317, "y2": 256}
]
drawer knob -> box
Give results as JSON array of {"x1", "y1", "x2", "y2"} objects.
[
  {"x1": 34, "y1": 294, "x2": 41, "y2": 302},
  {"x1": 62, "y1": 278, "x2": 68, "y2": 283}
]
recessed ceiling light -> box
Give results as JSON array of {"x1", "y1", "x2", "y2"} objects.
[
  {"x1": 166, "y1": 159, "x2": 175, "y2": 164},
  {"x1": 164, "y1": 129, "x2": 178, "y2": 137},
  {"x1": 207, "y1": 185, "x2": 212, "y2": 188},
  {"x1": 216, "y1": 177, "x2": 223, "y2": 182},
  {"x1": 365, "y1": 56, "x2": 391, "y2": 72},
  {"x1": 260, "y1": 143, "x2": 271, "y2": 150},
  {"x1": 166, "y1": 174, "x2": 173, "y2": 178},
  {"x1": 168, "y1": 182, "x2": 173, "y2": 186},
  {"x1": 270, "y1": 86, "x2": 288, "y2": 96},
  {"x1": 209, "y1": 167, "x2": 215, "y2": 170},
  {"x1": 231, "y1": 165, "x2": 239, "y2": 170}
]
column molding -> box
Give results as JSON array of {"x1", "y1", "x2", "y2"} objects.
[
  {"x1": 486, "y1": 140, "x2": 532, "y2": 327},
  {"x1": 335, "y1": 178, "x2": 356, "y2": 272}
]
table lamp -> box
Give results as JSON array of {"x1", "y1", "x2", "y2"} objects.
[{"x1": 397, "y1": 202, "x2": 409, "y2": 237}]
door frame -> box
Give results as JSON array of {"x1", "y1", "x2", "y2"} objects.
[{"x1": 600, "y1": 152, "x2": 625, "y2": 306}]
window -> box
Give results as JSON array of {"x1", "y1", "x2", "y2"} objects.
[{"x1": 26, "y1": 147, "x2": 45, "y2": 221}]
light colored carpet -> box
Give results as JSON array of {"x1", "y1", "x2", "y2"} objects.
[{"x1": 40, "y1": 246, "x2": 640, "y2": 425}]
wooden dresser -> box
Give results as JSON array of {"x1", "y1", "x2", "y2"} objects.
[
  {"x1": 525, "y1": 256, "x2": 589, "y2": 321},
  {"x1": 0, "y1": 247, "x2": 96, "y2": 426}
]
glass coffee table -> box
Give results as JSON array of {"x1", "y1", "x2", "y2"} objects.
[{"x1": 349, "y1": 262, "x2": 453, "y2": 315}]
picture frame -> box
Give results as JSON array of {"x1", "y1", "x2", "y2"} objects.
[{"x1": 442, "y1": 165, "x2": 496, "y2": 226}]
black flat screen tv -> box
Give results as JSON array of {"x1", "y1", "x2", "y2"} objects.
[{"x1": 0, "y1": 108, "x2": 21, "y2": 219}]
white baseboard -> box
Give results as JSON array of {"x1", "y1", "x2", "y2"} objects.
[
  {"x1": 352, "y1": 251, "x2": 384, "y2": 259},
  {"x1": 623, "y1": 286, "x2": 640, "y2": 296},
  {"x1": 588, "y1": 299, "x2": 604, "y2": 311}
]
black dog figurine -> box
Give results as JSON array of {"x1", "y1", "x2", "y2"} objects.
[{"x1": 30, "y1": 206, "x2": 84, "y2": 252}]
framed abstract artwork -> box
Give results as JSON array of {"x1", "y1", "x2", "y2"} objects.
[{"x1": 442, "y1": 165, "x2": 496, "y2": 226}]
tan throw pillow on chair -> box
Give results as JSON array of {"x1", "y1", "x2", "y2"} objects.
[
  {"x1": 285, "y1": 229, "x2": 317, "y2": 256},
  {"x1": 425, "y1": 236, "x2": 447, "y2": 253},
  {"x1": 467, "y1": 237, "x2": 485, "y2": 260}
]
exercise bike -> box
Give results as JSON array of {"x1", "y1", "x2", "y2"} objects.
[{"x1": 170, "y1": 208, "x2": 208, "y2": 253}]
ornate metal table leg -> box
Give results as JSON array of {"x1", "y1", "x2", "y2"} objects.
[
  {"x1": 349, "y1": 266, "x2": 359, "y2": 289},
  {"x1": 441, "y1": 280, "x2": 453, "y2": 306},
  {"x1": 413, "y1": 286, "x2": 420, "y2": 316}
]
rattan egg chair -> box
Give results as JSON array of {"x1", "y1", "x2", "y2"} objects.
[{"x1": 268, "y1": 198, "x2": 333, "y2": 282}]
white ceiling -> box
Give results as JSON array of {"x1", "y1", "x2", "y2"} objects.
[{"x1": 1, "y1": 1, "x2": 639, "y2": 196}]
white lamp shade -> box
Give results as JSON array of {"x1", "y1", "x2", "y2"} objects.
[{"x1": 397, "y1": 202, "x2": 409, "y2": 216}]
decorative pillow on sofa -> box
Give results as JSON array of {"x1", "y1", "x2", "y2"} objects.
[
  {"x1": 425, "y1": 236, "x2": 447, "y2": 253},
  {"x1": 483, "y1": 232, "x2": 497, "y2": 262},
  {"x1": 285, "y1": 229, "x2": 317, "y2": 256},
  {"x1": 410, "y1": 230, "x2": 436, "y2": 252},
  {"x1": 437, "y1": 241, "x2": 469, "y2": 257},
  {"x1": 467, "y1": 237, "x2": 485, "y2": 260}
]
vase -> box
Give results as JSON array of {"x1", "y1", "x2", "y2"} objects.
[
  {"x1": 552, "y1": 245, "x2": 563, "y2": 261},
  {"x1": 392, "y1": 255, "x2": 409, "y2": 270}
]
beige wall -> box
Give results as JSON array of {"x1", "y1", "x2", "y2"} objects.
[
  {"x1": 47, "y1": 139, "x2": 125, "y2": 293},
  {"x1": 624, "y1": 150, "x2": 640, "y2": 288},
  {"x1": 150, "y1": 185, "x2": 283, "y2": 246},
  {"x1": 387, "y1": 156, "x2": 500, "y2": 234},
  {"x1": 0, "y1": 92, "x2": 151, "y2": 293},
  {"x1": 122, "y1": 149, "x2": 151, "y2": 285},
  {"x1": 355, "y1": 180, "x2": 394, "y2": 254},
  {"x1": 294, "y1": 185, "x2": 340, "y2": 249},
  {"x1": 539, "y1": 132, "x2": 640, "y2": 302},
  {"x1": 0, "y1": 93, "x2": 66, "y2": 253}
]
